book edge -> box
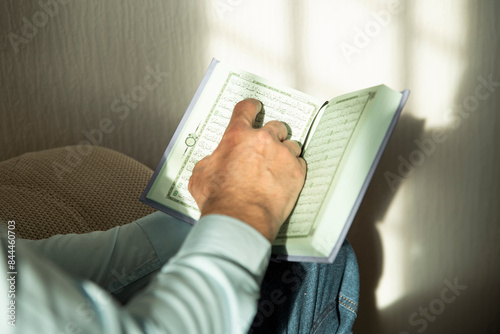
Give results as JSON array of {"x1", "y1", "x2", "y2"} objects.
[{"x1": 139, "y1": 58, "x2": 220, "y2": 225}]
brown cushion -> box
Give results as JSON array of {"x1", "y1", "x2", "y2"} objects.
[{"x1": 0, "y1": 146, "x2": 155, "y2": 240}]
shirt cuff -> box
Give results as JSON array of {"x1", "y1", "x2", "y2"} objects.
[{"x1": 176, "y1": 214, "x2": 272, "y2": 276}]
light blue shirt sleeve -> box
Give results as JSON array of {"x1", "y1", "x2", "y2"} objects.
[{"x1": 0, "y1": 215, "x2": 272, "y2": 334}]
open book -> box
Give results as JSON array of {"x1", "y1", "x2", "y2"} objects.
[{"x1": 141, "y1": 59, "x2": 409, "y2": 263}]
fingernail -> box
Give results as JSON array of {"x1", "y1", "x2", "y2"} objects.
[{"x1": 282, "y1": 122, "x2": 292, "y2": 139}]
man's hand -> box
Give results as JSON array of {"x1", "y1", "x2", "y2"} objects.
[{"x1": 188, "y1": 98, "x2": 307, "y2": 242}]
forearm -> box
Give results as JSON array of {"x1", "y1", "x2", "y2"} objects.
[
  {"x1": 126, "y1": 214, "x2": 271, "y2": 333},
  {"x1": 4, "y1": 215, "x2": 270, "y2": 334},
  {"x1": 12, "y1": 211, "x2": 192, "y2": 300}
]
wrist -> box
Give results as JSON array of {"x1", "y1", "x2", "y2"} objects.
[{"x1": 200, "y1": 200, "x2": 279, "y2": 242}]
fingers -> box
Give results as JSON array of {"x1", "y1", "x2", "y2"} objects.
[
  {"x1": 283, "y1": 140, "x2": 306, "y2": 176},
  {"x1": 282, "y1": 139, "x2": 302, "y2": 157},
  {"x1": 226, "y1": 99, "x2": 302, "y2": 165},
  {"x1": 227, "y1": 98, "x2": 262, "y2": 129},
  {"x1": 297, "y1": 157, "x2": 307, "y2": 174},
  {"x1": 189, "y1": 156, "x2": 210, "y2": 189},
  {"x1": 261, "y1": 120, "x2": 289, "y2": 142},
  {"x1": 282, "y1": 140, "x2": 306, "y2": 176}
]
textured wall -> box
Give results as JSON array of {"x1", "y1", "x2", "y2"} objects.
[
  {"x1": 1, "y1": 0, "x2": 211, "y2": 168},
  {"x1": 1, "y1": 0, "x2": 499, "y2": 333}
]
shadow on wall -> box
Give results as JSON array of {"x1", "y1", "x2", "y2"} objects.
[
  {"x1": 349, "y1": 1, "x2": 500, "y2": 333},
  {"x1": 347, "y1": 112, "x2": 425, "y2": 333}
]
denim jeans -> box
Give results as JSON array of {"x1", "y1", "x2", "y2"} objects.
[
  {"x1": 249, "y1": 240, "x2": 359, "y2": 334},
  {"x1": 18, "y1": 211, "x2": 359, "y2": 333}
]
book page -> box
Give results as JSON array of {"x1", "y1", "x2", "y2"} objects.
[
  {"x1": 276, "y1": 92, "x2": 373, "y2": 239},
  {"x1": 273, "y1": 85, "x2": 404, "y2": 259},
  {"x1": 146, "y1": 61, "x2": 323, "y2": 219}
]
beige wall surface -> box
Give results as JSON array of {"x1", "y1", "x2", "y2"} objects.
[{"x1": 1, "y1": 0, "x2": 499, "y2": 332}]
